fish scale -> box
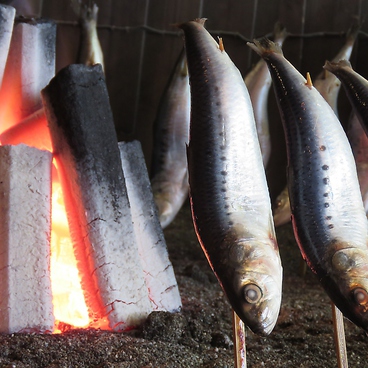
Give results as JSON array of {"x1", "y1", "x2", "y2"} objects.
[
  {"x1": 180, "y1": 19, "x2": 282, "y2": 336},
  {"x1": 249, "y1": 38, "x2": 368, "y2": 332}
]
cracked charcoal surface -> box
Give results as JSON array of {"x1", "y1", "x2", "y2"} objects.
[{"x1": 0, "y1": 202, "x2": 367, "y2": 367}]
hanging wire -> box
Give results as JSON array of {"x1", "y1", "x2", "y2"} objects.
[{"x1": 54, "y1": 19, "x2": 366, "y2": 41}]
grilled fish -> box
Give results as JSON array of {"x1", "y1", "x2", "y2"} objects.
[
  {"x1": 150, "y1": 49, "x2": 190, "y2": 229},
  {"x1": 180, "y1": 19, "x2": 282, "y2": 336},
  {"x1": 244, "y1": 22, "x2": 287, "y2": 167},
  {"x1": 76, "y1": 1, "x2": 105, "y2": 70},
  {"x1": 324, "y1": 59, "x2": 368, "y2": 135},
  {"x1": 273, "y1": 28, "x2": 358, "y2": 227},
  {"x1": 248, "y1": 38, "x2": 368, "y2": 332}
]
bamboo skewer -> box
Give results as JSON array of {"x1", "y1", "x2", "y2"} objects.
[
  {"x1": 232, "y1": 310, "x2": 247, "y2": 368},
  {"x1": 331, "y1": 302, "x2": 348, "y2": 368}
]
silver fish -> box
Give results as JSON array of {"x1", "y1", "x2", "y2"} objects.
[
  {"x1": 180, "y1": 19, "x2": 282, "y2": 336},
  {"x1": 273, "y1": 28, "x2": 358, "y2": 227},
  {"x1": 248, "y1": 38, "x2": 368, "y2": 332},
  {"x1": 324, "y1": 59, "x2": 368, "y2": 135},
  {"x1": 244, "y1": 22, "x2": 287, "y2": 168},
  {"x1": 76, "y1": 1, "x2": 105, "y2": 70},
  {"x1": 150, "y1": 49, "x2": 190, "y2": 229}
]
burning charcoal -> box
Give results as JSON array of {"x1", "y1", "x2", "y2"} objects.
[
  {"x1": 41, "y1": 64, "x2": 152, "y2": 331},
  {"x1": 0, "y1": 17, "x2": 56, "y2": 132},
  {"x1": 0, "y1": 144, "x2": 54, "y2": 333},
  {"x1": 0, "y1": 107, "x2": 51, "y2": 150},
  {"x1": 118, "y1": 140, "x2": 182, "y2": 313},
  {"x1": 0, "y1": 5, "x2": 15, "y2": 87}
]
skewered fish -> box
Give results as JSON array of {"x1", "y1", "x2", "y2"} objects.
[
  {"x1": 273, "y1": 28, "x2": 358, "y2": 226},
  {"x1": 150, "y1": 49, "x2": 190, "y2": 229},
  {"x1": 181, "y1": 19, "x2": 283, "y2": 336},
  {"x1": 248, "y1": 38, "x2": 368, "y2": 332}
]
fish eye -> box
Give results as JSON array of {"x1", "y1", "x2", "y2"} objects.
[
  {"x1": 243, "y1": 284, "x2": 262, "y2": 304},
  {"x1": 352, "y1": 288, "x2": 368, "y2": 306}
]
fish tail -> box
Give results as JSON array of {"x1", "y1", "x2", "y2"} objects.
[
  {"x1": 70, "y1": 0, "x2": 96, "y2": 17},
  {"x1": 247, "y1": 38, "x2": 284, "y2": 58},
  {"x1": 174, "y1": 18, "x2": 207, "y2": 29},
  {"x1": 273, "y1": 22, "x2": 288, "y2": 44},
  {"x1": 79, "y1": 1, "x2": 98, "y2": 22},
  {"x1": 324, "y1": 59, "x2": 352, "y2": 73},
  {"x1": 346, "y1": 23, "x2": 360, "y2": 43},
  {"x1": 70, "y1": 0, "x2": 81, "y2": 15}
]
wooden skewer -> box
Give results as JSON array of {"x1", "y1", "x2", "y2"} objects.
[
  {"x1": 331, "y1": 302, "x2": 348, "y2": 368},
  {"x1": 232, "y1": 310, "x2": 247, "y2": 368}
]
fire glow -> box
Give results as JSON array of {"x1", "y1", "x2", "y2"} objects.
[
  {"x1": 0, "y1": 13, "x2": 181, "y2": 335},
  {"x1": 0, "y1": 115, "x2": 94, "y2": 333}
]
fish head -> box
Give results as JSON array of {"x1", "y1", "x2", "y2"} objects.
[
  {"x1": 325, "y1": 246, "x2": 368, "y2": 331},
  {"x1": 223, "y1": 238, "x2": 283, "y2": 336}
]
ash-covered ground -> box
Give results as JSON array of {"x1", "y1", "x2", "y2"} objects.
[{"x1": 0, "y1": 202, "x2": 367, "y2": 367}]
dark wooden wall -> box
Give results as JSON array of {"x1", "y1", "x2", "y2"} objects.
[{"x1": 6, "y1": 0, "x2": 368, "y2": 199}]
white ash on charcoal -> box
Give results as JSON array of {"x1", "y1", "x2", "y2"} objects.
[
  {"x1": 118, "y1": 140, "x2": 182, "y2": 313},
  {"x1": 0, "y1": 4, "x2": 15, "y2": 88},
  {"x1": 0, "y1": 144, "x2": 54, "y2": 334},
  {"x1": 41, "y1": 64, "x2": 152, "y2": 331},
  {"x1": 0, "y1": 16, "x2": 56, "y2": 130}
]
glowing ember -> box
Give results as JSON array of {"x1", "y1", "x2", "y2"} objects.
[
  {"x1": 50, "y1": 174, "x2": 89, "y2": 332},
  {"x1": 0, "y1": 15, "x2": 107, "y2": 333},
  {"x1": 0, "y1": 114, "x2": 97, "y2": 332}
]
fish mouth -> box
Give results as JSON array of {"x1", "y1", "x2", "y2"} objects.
[
  {"x1": 236, "y1": 303, "x2": 279, "y2": 336},
  {"x1": 243, "y1": 316, "x2": 277, "y2": 336}
]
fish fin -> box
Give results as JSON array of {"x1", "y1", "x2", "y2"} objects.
[
  {"x1": 247, "y1": 38, "x2": 284, "y2": 57},
  {"x1": 324, "y1": 59, "x2": 352, "y2": 73},
  {"x1": 305, "y1": 72, "x2": 313, "y2": 89},
  {"x1": 218, "y1": 37, "x2": 225, "y2": 52}
]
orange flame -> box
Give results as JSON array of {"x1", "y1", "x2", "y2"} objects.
[
  {"x1": 0, "y1": 109, "x2": 101, "y2": 333},
  {"x1": 51, "y1": 166, "x2": 90, "y2": 333}
]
